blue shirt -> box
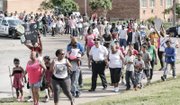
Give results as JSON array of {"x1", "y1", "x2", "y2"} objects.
[
  {"x1": 165, "y1": 47, "x2": 176, "y2": 63},
  {"x1": 67, "y1": 42, "x2": 84, "y2": 55}
]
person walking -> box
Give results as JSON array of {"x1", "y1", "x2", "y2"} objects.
[
  {"x1": 26, "y1": 51, "x2": 46, "y2": 105},
  {"x1": 50, "y1": 49, "x2": 75, "y2": 105},
  {"x1": 88, "y1": 38, "x2": 108, "y2": 92},
  {"x1": 161, "y1": 39, "x2": 176, "y2": 81},
  {"x1": 108, "y1": 43, "x2": 124, "y2": 92}
]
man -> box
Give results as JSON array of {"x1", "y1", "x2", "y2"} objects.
[
  {"x1": 88, "y1": 38, "x2": 108, "y2": 92},
  {"x1": 119, "y1": 26, "x2": 127, "y2": 49},
  {"x1": 161, "y1": 39, "x2": 176, "y2": 81}
]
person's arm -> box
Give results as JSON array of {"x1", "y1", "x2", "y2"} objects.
[
  {"x1": 37, "y1": 34, "x2": 43, "y2": 55},
  {"x1": 78, "y1": 43, "x2": 85, "y2": 56},
  {"x1": 25, "y1": 43, "x2": 33, "y2": 51},
  {"x1": 50, "y1": 60, "x2": 55, "y2": 72},
  {"x1": 66, "y1": 59, "x2": 72, "y2": 72}
]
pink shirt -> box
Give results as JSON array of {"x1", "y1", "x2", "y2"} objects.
[
  {"x1": 85, "y1": 34, "x2": 96, "y2": 47},
  {"x1": 26, "y1": 60, "x2": 42, "y2": 84}
]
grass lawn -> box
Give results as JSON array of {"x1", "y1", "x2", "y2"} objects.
[{"x1": 81, "y1": 76, "x2": 180, "y2": 105}]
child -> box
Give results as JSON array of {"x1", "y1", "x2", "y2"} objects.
[
  {"x1": 124, "y1": 49, "x2": 136, "y2": 90},
  {"x1": 10, "y1": 58, "x2": 25, "y2": 101},
  {"x1": 141, "y1": 45, "x2": 152, "y2": 84},
  {"x1": 67, "y1": 44, "x2": 81, "y2": 67},
  {"x1": 43, "y1": 56, "x2": 53, "y2": 102},
  {"x1": 134, "y1": 53, "x2": 145, "y2": 90}
]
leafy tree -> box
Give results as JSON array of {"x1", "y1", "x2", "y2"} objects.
[
  {"x1": 163, "y1": 3, "x2": 180, "y2": 18},
  {"x1": 89, "y1": 0, "x2": 112, "y2": 17},
  {"x1": 39, "y1": 0, "x2": 79, "y2": 14}
]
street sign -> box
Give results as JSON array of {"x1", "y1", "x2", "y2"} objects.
[
  {"x1": 154, "y1": 18, "x2": 162, "y2": 31},
  {"x1": 22, "y1": 23, "x2": 38, "y2": 45}
]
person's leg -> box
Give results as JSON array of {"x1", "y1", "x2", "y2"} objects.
[
  {"x1": 31, "y1": 87, "x2": 36, "y2": 105},
  {"x1": 110, "y1": 68, "x2": 115, "y2": 86},
  {"x1": 60, "y1": 78, "x2": 74, "y2": 104},
  {"x1": 98, "y1": 62, "x2": 107, "y2": 89},
  {"x1": 74, "y1": 69, "x2": 80, "y2": 97},
  {"x1": 125, "y1": 71, "x2": 131, "y2": 90},
  {"x1": 16, "y1": 88, "x2": 19, "y2": 99},
  {"x1": 34, "y1": 88, "x2": 40, "y2": 105},
  {"x1": 78, "y1": 70, "x2": 83, "y2": 87},
  {"x1": 19, "y1": 88, "x2": 24, "y2": 101},
  {"x1": 90, "y1": 62, "x2": 98, "y2": 90},
  {"x1": 171, "y1": 62, "x2": 176, "y2": 78},
  {"x1": 130, "y1": 71, "x2": 136, "y2": 89},
  {"x1": 158, "y1": 50, "x2": 164, "y2": 70},
  {"x1": 150, "y1": 59, "x2": 155, "y2": 80},
  {"x1": 114, "y1": 68, "x2": 121, "y2": 87},
  {"x1": 70, "y1": 71, "x2": 76, "y2": 96},
  {"x1": 52, "y1": 79, "x2": 60, "y2": 105}
]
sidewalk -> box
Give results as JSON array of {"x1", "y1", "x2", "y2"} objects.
[{"x1": 39, "y1": 62, "x2": 180, "y2": 105}]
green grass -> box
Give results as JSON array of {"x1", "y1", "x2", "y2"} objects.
[{"x1": 81, "y1": 76, "x2": 180, "y2": 105}]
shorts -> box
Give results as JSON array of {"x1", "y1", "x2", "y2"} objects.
[{"x1": 30, "y1": 81, "x2": 41, "y2": 88}]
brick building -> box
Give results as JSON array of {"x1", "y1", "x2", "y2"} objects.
[
  {"x1": 75, "y1": 0, "x2": 176, "y2": 21},
  {"x1": 0, "y1": 0, "x2": 178, "y2": 22},
  {"x1": 0, "y1": 0, "x2": 44, "y2": 13}
]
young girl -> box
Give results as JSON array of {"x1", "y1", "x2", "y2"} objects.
[
  {"x1": 43, "y1": 56, "x2": 53, "y2": 102},
  {"x1": 67, "y1": 44, "x2": 81, "y2": 68},
  {"x1": 10, "y1": 58, "x2": 25, "y2": 101}
]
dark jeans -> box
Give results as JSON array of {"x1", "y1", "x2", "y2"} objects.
[
  {"x1": 163, "y1": 62, "x2": 176, "y2": 78},
  {"x1": 109, "y1": 68, "x2": 121, "y2": 84},
  {"x1": 91, "y1": 61, "x2": 107, "y2": 90},
  {"x1": 127, "y1": 32, "x2": 132, "y2": 45},
  {"x1": 42, "y1": 24, "x2": 48, "y2": 36},
  {"x1": 119, "y1": 39, "x2": 127, "y2": 48},
  {"x1": 158, "y1": 49, "x2": 164, "y2": 69},
  {"x1": 150, "y1": 59, "x2": 155, "y2": 80},
  {"x1": 52, "y1": 27, "x2": 56, "y2": 36},
  {"x1": 78, "y1": 70, "x2": 83, "y2": 86},
  {"x1": 52, "y1": 77, "x2": 73, "y2": 103},
  {"x1": 143, "y1": 69, "x2": 150, "y2": 79},
  {"x1": 125, "y1": 71, "x2": 135, "y2": 89}
]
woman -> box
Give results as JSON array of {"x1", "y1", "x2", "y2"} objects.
[
  {"x1": 109, "y1": 43, "x2": 124, "y2": 92},
  {"x1": 26, "y1": 51, "x2": 46, "y2": 105},
  {"x1": 50, "y1": 49, "x2": 75, "y2": 105}
]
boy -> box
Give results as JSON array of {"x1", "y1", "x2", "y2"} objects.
[{"x1": 134, "y1": 53, "x2": 145, "y2": 90}]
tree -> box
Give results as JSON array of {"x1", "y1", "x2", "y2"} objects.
[
  {"x1": 89, "y1": 0, "x2": 112, "y2": 17},
  {"x1": 163, "y1": 3, "x2": 180, "y2": 20},
  {"x1": 39, "y1": 0, "x2": 79, "y2": 15}
]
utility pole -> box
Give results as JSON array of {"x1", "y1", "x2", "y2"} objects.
[
  {"x1": 85, "y1": 0, "x2": 87, "y2": 16},
  {"x1": 173, "y1": 0, "x2": 176, "y2": 26}
]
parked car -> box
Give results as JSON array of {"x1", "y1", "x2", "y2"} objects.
[
  {"x1": 166, "y1": 26, "x2": 180, "y2": 37},
  {"x1": 0, "y1": 17, "x2": 25, "y2": 38}
]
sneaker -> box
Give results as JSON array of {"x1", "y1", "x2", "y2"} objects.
[
  {"x1": 20, "y1": 96, "x2": 24, "y2": 102},
  {"x1": 161, "y1": 76, "x2": 166, "y2": 81},
  {"x1": 27, "y1": 98, "x2": 33, "y2": 102},
  {"x1": 173, "y1": 76, "x2": 176, "y2": 79},
  {"x1": 88, "y1": 89, "x2": 95, "y2": 92},
  {"x1": 114, "y1": 87, "x2": 119, "y2": 93},
  {"x1": 102, "y1": 86, "x2": 107, "y2": 90},
  {"x1": 45, "y1": 97, "x2": 49, "y2": 102}
]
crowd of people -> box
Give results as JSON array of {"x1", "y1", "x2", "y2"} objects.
[{"x1": 7, "y1": 10, "x2": 179, "y2": 105}]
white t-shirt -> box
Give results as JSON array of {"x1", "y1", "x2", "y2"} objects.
[
  {"x1": 93, "y1": 28, "x2": 99, "y2": 38},
  {"x1": 119, "y1": 29, "x2": 127, "y2": 39},
  {"x1": 109, "y1": 50, "x2": 123, "y2": 68},
  {"x1": 89, "y1": 45, "x2": 108, "y2": 61},
  {"x1": 125, "y1": 55, "x2": 135, "y2": 71},
  {"x1": 53, "y1": 58, "x2": 68, "y2": 79}
]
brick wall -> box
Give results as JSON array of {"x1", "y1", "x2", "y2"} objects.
[{"x1": 6, "y1": 0, "x2": 44, "y2": 13}]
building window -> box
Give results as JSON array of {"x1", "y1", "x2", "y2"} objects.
[
  {"x1": 141, "y1": 0, "x2": 147, "y2": 8},
  {"x1": 150, "y1": 0, "x2": 155, "y2": 7},
  {"x1": 161, "y1": 0, "x2": 163, "y2": 6},
  {"x1": 143, "y1": 10, "x2": 146, "y2": 14},
  {"x1": 151, "y1": 9, "x2": 154, "y2": 13},
  {"x1": 166, "y1": 0, "x2": 173, "y2": 8}
]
